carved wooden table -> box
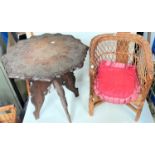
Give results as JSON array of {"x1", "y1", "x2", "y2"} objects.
[{"x1": 1, "y1": 33, "x2": 88, "y2": 122}]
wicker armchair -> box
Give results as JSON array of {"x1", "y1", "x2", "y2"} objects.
[{"x1": 89, "y1": 32, "x2": 154, "y2": 121}]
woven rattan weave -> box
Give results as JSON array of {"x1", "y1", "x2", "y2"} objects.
[{"x1": 89, "y1": 32, "x2": 154, "y2": 121}]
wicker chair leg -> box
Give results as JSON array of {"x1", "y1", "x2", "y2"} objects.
[
  {"x1": 135, "y1": 108, "x2": 142, "y2": 122},
  {"x1": 89, "y1": 95, "x2": 103, "y2": 115},
  {"x1": 135, "y1": 102, "x2": 144, "y2": 122},
  {"x1": 89, "y1": 99, "x2": 94, "y2": 116}
]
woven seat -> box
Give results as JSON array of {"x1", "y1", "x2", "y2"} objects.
[{"x1": 89, "y1": 32, "x2": 154, "y2": 121}]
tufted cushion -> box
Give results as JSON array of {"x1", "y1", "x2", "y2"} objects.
[{"x1": 94, "y1": 61, "x2": 140, "y2": 104}]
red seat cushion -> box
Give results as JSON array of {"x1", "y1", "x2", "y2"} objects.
[{"x1": 94, "y1": 61, "x2": 140, "y2": 104}]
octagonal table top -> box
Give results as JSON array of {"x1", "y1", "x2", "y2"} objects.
[{"x1": 1, "y1": 33, "x2": 88, "y2": 81}]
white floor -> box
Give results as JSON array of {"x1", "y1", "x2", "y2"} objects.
[{"x1": 24, "y1": 53, "x2": 154, "y2": 123}]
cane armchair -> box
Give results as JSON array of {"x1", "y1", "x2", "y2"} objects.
[{"x1": 89, "y1": 32, "x2": 154, "y2": 121}]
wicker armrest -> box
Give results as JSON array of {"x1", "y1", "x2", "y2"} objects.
[{"x1": 90, "y1": 64, "x2": 96, "y2": 75}]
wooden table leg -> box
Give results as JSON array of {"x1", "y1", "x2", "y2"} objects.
[
  {"x1": 26, "y1": 80, "x2": 31, "y2": 96},
  {"x1": 30, "y1": 81, "x2": 51, "y2": 119},
  {"x1": 53, "y1": 79, "x2": 72, "y2": 123},
  {"x1": 62, "y1": 72, "x2": 79, "y2": 97}
]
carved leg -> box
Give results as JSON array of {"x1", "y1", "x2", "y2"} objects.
[
  {"x1": 53, "y1": 80, "x2": 71, "y2": 123},
  {"x1": 30, "y1": 81, "x2": 51, "y2": 119},
  {"x1": 62, "y1": 72, "x2": 79, "y2": 97}
]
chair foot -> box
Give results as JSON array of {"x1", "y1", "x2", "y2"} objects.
[
  {"x1": 89, "y1": 101, "x2": 94, "y2": 116},
  {"x1": 89, "y1": 95, "x2": 103, "y2": 116},
  {"x1": 135, "y1": 108, "x2": 142, "y2": 122},
  {"x1": 135, "y1": 102, "x2": 144, "y2": 122}
]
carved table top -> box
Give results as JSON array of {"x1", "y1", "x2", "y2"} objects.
[{"x1": 1, "y1": 33, "x2": 88, "y2": 81}]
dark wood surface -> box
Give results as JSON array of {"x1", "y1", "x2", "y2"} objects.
[
  {"x1": 1, "y1": 33, "x2": 88, "y2": 81},
  {"x1": 1, "y1": 33, "x2": 88, "y2": 122}
]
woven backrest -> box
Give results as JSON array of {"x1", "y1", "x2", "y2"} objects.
[{"x1": 90, "y1": 33, "x2": 154, "y2": 101}]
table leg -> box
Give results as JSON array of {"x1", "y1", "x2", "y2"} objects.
[
  {"x1": 30, "y1": 81, "x2": 51, "y2": 119},
  {"x1": 53, "y1": 79, "x2": 71, "y2": 123},
  {"x1": 62, "y1": 72, "x2": 79, "y2": 97}
]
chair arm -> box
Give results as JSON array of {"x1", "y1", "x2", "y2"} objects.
[{"x1": 90, "y1": 64, "x2": 96, "y2": 76}]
